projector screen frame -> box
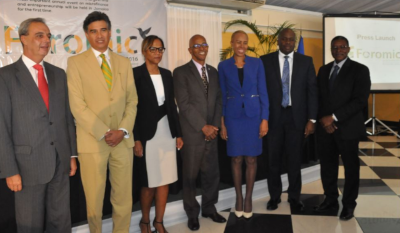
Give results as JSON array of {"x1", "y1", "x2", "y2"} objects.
[{"x1": 323, "y1": 13, "x2": 400, "y2": 93}]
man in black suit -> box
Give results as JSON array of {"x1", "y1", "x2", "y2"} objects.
[
  {"x1": 260, "y1": 28, "x2": 318, "y2": 211},
  {"x1": 315, "y1": 36, "x2": 370, "y2": 220},
  {"x1": 173, "y1": 34, "x2": 225, "y2": 231}
]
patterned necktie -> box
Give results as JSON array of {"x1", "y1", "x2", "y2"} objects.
[
  {"x1": 201, "y1": 66, "x2": 209, "y2": 95},
  {"x1": 329, "y1": 65, "x2": 339, "y2": 91},
  {"x1": 281, "y1": 56, "x2": 290, "y2": 108},
  {"x1": 100, "y1": 54, "x2": 112, "y2": 91},
  {"x1": 33, "y1": 64, "x2": 49, "y2": 112}
]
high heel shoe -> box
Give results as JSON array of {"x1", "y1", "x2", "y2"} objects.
[
  {"x1": 243, "y1": 211, "x2": 253, "y2": 219},
  {"x1": 139, "y1": 219, "x2": 151, "y2": 233},
  {"x1": 234, "y1": 210, "x2": 243, "y2": 218},
  {"x1": 153, "y1": 219, "x2": 168, "y2": 233}
]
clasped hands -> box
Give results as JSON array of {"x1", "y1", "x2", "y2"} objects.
[
  {"x1": 105, "y1": 130, "x2": 124, "y2": 147},
  {"x1": 319, "y1": 115, "x2": 337, "y2": 134},
  {"x1": 202, "y1": 125, "x2": 219, "y2": 141}
]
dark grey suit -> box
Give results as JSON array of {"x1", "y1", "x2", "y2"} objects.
[
  {"x1": 0, "y1": 58, "x2": 77, "y2": 233},
  {"x1": 173, "y1": 60, "x2": 222, "y2": 218}
]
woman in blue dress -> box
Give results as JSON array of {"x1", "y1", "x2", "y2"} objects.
[{"x1": 218, "y1": 30, "x2": 269, "y2": 219}]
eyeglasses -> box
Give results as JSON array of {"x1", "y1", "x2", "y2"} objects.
[
  {"x1": 148, "y1": 47, "x2": 166, "y2": 53},
  {"x1": 191, "y1": 43, "x2": 209, "y2": 49},
  {"x1": 331, "y1": 46, "x2": 349, "y2": 51}
]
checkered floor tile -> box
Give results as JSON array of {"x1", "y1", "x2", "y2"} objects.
[{"x1": 167, "y1": 136, "x2": 400, "y2": 233}]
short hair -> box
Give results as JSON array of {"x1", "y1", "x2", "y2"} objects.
[
  {"x1": 18, "y1": 18, "x2": 47, "y2": 46},
  {"x1": 231, "y1": 30, "x2": 247, "y2": 41},
  {"x1": 141, "y1": 35, "x2": 164, "y2": 53},
  {"x1": 83, "y1": 11, "x2": 111, "y2": 32},
  {"x1": 331, "y1": 36, "x2": 349, "y2": 46},
  {"x1": 278, "y1": 28, "x2": 295, "y2": 40}
]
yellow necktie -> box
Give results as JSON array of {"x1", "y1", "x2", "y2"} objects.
[{"x1": 100, "y1": 54, "x2": 112, "y2": 91}]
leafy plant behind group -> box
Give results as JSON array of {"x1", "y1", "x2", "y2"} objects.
[{"x1": 220, "y1": 20, "x2": 295, "y2": 61}]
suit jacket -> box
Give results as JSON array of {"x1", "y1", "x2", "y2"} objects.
[
  {"x1": 317, "y1": 58, "x2": 371, "y2": 139},
  {"x1": 218, "y1": 56, "x2": 269, "y2": 120},
  {"x1": 173, "y1": 60, "x2": 222, "y2": 146},
  {"x1": 133, "y1": 63, "x2": 182, "y2": 142},
  {"x1": 260, "y1": 51, "x2": 318, "y2": 130},
  {"x1": 67, "y1": 49, "x2": 138, "y2": 153},
  {"x1": 0, "y1": 58, "x2": 77, "y2": 185}
]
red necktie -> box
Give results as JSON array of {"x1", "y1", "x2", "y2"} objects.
[{"x1": 33, "y1": 64, "x2": 49, "y2": 112}]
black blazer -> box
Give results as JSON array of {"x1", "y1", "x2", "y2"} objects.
[
  {"x1": 133, "y1": 63, "x2": 182, "y2": 142},
  {"x1": 260, "y1": 51, "x2": 318, "y2": 130},
  {"x1": 317, "y1": 58, "x2": 371, "y2": 139}
]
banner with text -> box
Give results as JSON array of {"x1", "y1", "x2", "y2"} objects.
[{"x1": 0, "y1": 0, "x2": 167, "y2": 69}]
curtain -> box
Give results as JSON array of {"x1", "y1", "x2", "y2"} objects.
[{"x1": 167, "y1": 6, "x2": 222, "y2": 71}]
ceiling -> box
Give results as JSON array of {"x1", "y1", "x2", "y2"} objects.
[{"x1": 265, "y1": 0, "x2": 400, "y2": 14}]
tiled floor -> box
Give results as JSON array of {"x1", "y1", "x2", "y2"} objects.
[{"x1": 167, "y1": 136, "x2": 400, "y2": 233}]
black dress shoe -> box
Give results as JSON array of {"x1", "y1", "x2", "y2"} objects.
[
  {"x1": 314, "y1": 200, "x2": 339, "y2": 212},
  {"x1": 266, "y1": 198, "x2": 281, "y2": 210},
  {"x1": 340, "y1": 207, "x2": 355, "y2": 221},
  {"x1": 288, "y1": 198, "x2": 304, "y2": 210},
  {"x1": 201, "y1": 212, "x2": 226, "y2": 223},
  {"x1": 188, "y1": 218, "x2": 200, "y2": 231}
]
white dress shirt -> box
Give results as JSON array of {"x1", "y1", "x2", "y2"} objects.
[
  {"x1": 150, "y1": 74, "x2": 165, "y2": 106},
  {"x1": 22, "y1": 55, "x2": 48, "y2": 86}
]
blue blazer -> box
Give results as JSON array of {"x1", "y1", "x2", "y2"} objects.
[{"x1": 218, "y1": 56, "x2": 269, "y2": 120}]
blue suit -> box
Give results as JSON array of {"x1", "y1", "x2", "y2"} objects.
[{"x1": 218, "y1": 56, "x2": 269, "y2": 156}]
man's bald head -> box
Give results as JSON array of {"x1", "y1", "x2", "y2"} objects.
[
  {"x1": 189, "y1": 34, "x2": 206, "y2": 48},
  {"x1": 278, "y1": 28, "x2": 296, "y2": 55}
]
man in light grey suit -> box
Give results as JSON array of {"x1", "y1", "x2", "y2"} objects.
[
  {"x1": 173, "y1": 34, "x2": 225, "y2": 231},
  {"x1": 0, "y1": 18, "x2": 77, "y2": 233}
]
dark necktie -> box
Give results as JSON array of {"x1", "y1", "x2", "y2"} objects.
[
  {"x1": 329, "y1": 65, "x2": 339, "y2": 91},
  {"x1": 201, "y1": 66, "x2": 209, "y2": 95},
  {"x1": 33, "y1": 64, "x2": 49, "y2": 112},
  {"x1": 281, "y1": 56, "x2": 290, "y2": 107}
]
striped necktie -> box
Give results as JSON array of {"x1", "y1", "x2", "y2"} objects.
[
  {"x1": 281, "y1": 56, "x2": 290, "y2": 107},
  {"x1": 100, "y1": 54, "x2": 112, "y2": 91},
  {"x1": 201, "y1": 66, "x2": 209, "y2": 95}
]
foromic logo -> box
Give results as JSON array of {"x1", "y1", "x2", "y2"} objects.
[{"x1": 3, "y1": 26, "x2": 142, "y2": 55}]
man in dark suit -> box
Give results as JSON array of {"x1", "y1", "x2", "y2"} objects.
[
  {"x1": 0, "y1": 18, "x2": 77, "y2": 232},
  {"x1": 260, "y1": 28, "x2": 318, "y2": 211},
  {"x1": 315, "y1": 36, "x2": 370, "y2": 220},
  {"x1": 173, "y1": 34, "x2": 225, "y2": 231}
]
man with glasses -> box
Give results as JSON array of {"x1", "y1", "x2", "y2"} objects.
[
  {"x1": 173, "y1": 34, "x2": 225, "y2": 231},
  {"x1": 67, "y1": 11, "x2": 137, "y2": 232},
  {"x1": 315, "y1": 36, "x2": 370, "y2": 220}
]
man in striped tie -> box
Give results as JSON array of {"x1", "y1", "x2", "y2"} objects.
[
  {"x1": 260, "y1": 28, "x2": 318, "y2": 211},
  {"x1": 67, "y1": 11, "x2": 138, "y2": 233}
]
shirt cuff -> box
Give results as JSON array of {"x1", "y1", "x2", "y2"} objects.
[
  {"x1": 71, "y1": 155, "x2": 78, "y2": 158},
  {"x1": 332, "y1": 114, "x2": 338, "y2": 122},
  {"x1": 309, "y1": 119, "x2": 316, "y2": 123},
  {"x1": 119, "y1": 128, "x2": 130, "y2": 139}
]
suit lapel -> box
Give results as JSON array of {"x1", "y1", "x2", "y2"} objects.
[
  {"x1": 272, "y1": 52, "x2": 282, "y2": 89},
  {"x1": 188, "y1": 61, "x2": 207, "y2": 98},
  {"x1": 227, "y1": 57, "x2": 242, "y2": 92},
  {"x1": 160, "y1": 68, "x2": 169, "y2": 104},
  {"x1": 332, "y1": 58, "x2": 351, "y2": 92},
  {"x1": 84, "y1": 50, "x2": 109, "y2": 91},
  {"x1": 15, "y1": 58, "x2": 48, "y2": 114},
  {"x1": 44, "y1": 62, "x2": 56, "y2": 117},
  {"x1": 141, "y1": 63, "x2": 159, "y2": 106},
  {"x1": 109, "y1": 51, "x2": 119, "y2": 93},
  {"x1": 291, "y1": 52, "x2": 300, "y2": 94}
]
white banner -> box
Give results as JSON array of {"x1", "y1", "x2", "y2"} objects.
[{"x1": 0, "y1": 0, "x2": 168, "y2": 69}]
